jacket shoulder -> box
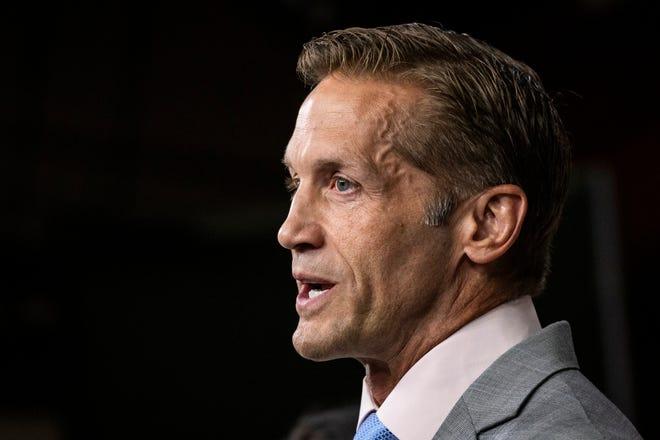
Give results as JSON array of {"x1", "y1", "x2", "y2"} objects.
[{"x1": 480, "y1": 368, "x2": 643, "y2": 440}]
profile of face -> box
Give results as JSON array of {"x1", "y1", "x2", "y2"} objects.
[{"x1": 277, "y1": 75, "x2": 455, "y2": 362}]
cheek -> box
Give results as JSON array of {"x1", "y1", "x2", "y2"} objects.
[
  {"x1": 323, "y1": 205, "x2": 397, "y2": 290},
  {"x1": 323, "y1": 194, "x2": 429, "y2": 289},
  {"x1": 346, "y1": 215, "x2": 412, "y2": 286},
  {"x1": 366, "y1": 220, "x2": 442, "y2": 293}
]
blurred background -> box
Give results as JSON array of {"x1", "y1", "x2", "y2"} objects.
[{"x1": 1, "y1": 1, "x2": 657, "y2": 438}]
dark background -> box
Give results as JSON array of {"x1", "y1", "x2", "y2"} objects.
[{"x1": 2, "y1": 1, "x2": 657, "y2": 438}]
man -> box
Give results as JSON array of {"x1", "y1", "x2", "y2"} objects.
[{"x1": 277, "y1": 23, "x2": 642, "y2": 439}]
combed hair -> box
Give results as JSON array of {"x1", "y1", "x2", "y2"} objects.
[{"x1": 296, "y1": 23, "x2": 572, "y2": 298}]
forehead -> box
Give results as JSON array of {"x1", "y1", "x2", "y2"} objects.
[{"x1": 282, "y1": 76, "x2": 421, "y2": 172}]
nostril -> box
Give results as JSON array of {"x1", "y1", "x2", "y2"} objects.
[{"x1": 295, "y1": 243, "x2": 319, "y2": 252}]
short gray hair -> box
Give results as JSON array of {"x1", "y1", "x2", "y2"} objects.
[{"x1": 297, "y1": 23, "x2": 571, "y2": 297}]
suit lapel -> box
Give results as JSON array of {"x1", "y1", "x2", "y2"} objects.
[
  {"x1": 433, "y1": 320, "x2": 580, "y2": 438},
  {"x1": 432, "y1": 398, "x2": 478, "y2": 440}
]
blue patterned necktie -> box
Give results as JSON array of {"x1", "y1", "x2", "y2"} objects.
[{"x1": 354, "y1": 411, "x2": 398, "y2": 440}]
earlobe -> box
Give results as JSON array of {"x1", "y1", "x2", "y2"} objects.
[{"x1": 462, "y1": 185, "x2": 527, "y2": 265}]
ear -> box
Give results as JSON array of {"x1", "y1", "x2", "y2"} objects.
[{"x1": 459, "y1": 185, "x2": 527, "y2": 265}]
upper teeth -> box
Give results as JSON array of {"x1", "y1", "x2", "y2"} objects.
[{"x1": 309, "y1": 287, "x2": 328, "y2": 299}]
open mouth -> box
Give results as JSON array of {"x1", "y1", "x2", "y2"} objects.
[
  {"x1": 307, "y1": 283, "x2": 334, "y2": 299},
  {"x1": 293, "y1": 272, "x2": 338, "y2": 307}
]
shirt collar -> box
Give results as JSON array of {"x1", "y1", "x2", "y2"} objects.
[{"x1": 356, "y1": 294, "x2": 542, "y2": 440}]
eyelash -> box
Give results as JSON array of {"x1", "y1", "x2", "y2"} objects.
[
  {"x1": 283, "y1": 175, "x2": 358, "y2": 195},
  {"x1": 284, "y1": 176, "x2": 299, "y2": 194}
]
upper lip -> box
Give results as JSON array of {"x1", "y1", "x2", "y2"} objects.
[{"x1": 292, "y1": 271, "x2": 337, "y2": 285}]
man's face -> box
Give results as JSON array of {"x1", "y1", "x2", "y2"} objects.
[{"x1": 278, "y1": 75, "x2": 453, "y2": 362}]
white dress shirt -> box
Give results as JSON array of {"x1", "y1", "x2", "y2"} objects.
[{"x1": 356, "y1": 294, "x2": 542, "y2": 440}]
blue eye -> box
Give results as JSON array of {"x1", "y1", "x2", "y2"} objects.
[{"x1": 334, "y1": 177, "x2": 353, "y2": 192}]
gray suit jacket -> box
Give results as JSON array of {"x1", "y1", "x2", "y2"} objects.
[{"x1": 432, "y1": 321, "x2": 643, "y2": 439}]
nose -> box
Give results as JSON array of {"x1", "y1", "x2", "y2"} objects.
[{"x1": 277, "y1": 192, "x2": 324, "y2": 251}]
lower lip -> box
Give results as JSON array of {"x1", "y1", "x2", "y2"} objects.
[{"x1": 296, "y1": 284, "x2": 336, "y2": 314}]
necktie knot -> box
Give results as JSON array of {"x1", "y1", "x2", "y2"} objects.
[{"x1": 354, "y1": 411, "x2": 398, "y2": 440}]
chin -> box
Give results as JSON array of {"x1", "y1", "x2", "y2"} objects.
[{"x1": 292, "y1": 322, "x2": 349, "y2": 362}]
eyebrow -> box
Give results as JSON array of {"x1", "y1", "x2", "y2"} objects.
[
  {"x1": 282, "y1": 158, "x2": 377, "y2": 175},
  {"x1": 281, "y1": 153, "x2": 378, "y2": 177}
]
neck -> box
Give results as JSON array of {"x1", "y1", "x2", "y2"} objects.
[{"x1": 360, "y1": 284, "x2": 509, "y2": 406}]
